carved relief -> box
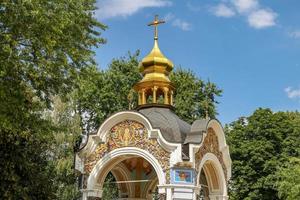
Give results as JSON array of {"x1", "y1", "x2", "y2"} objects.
[
  {"x1": 84, "y1": 120, "x2": 170, "y2": 181},
  {"x1": 195, "y1": 128, "x2": 227, "y2": 179}
]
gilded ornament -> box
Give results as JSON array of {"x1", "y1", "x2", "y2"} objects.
[{"x1": 84, "y1": 120, "x2": 171, "y2": 182}]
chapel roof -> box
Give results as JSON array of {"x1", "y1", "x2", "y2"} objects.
[
  {"x1": 139, "y1": 107, "x2": 191, "y2": 143},
  {"x1": 139, "y1": 108, "x2": 212, "y2": 145},
  {"x1": 184, "y1": 119, "x2": 210, "y2": 144}
]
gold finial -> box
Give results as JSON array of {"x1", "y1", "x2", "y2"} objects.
[{"x1": 148, "y1": 15, "x2": 165, "y2": 40}]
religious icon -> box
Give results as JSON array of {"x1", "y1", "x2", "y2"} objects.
[
  {"x1": 172, "y1": 169, "x2": 193, "y2": 184},
  {"x1": 179, "y1": 171, "x2": 189, "y2": 181},
  {"x1": 123, "y1": 127, "x2": 131, "y2": 146}
]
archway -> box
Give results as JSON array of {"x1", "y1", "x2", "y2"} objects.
[
  {"x1": 87, "y1": 147, "x2": 165, "y2": 200},
  {"x1": 101, "y1": 157, "x2": 158, "y2": 199},
  {"x1": 197, "y1": 153, "x2": 227, "y2": 200}
]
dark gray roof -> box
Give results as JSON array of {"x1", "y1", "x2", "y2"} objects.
[
  {"x1": 184, "y1": 119, "x2": 210, "y2": 144},
  {"x1": 184, "y1": 132, "x2": 203, "y2": 144},
  {"x1": 139, "y1": 107, "x2": 191, "y2": 143},
  {"x1": 190, "y1": 119, "x2": 210, "y2": 133}
]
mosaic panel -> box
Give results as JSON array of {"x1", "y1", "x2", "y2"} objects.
[{"x1": 84, "y1": 120, "x2": 170, "y2": 182}]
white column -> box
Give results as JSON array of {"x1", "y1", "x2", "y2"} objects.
[
  {"x1": 173, "y1": 187, "x2": 194, "y2": 199},
  {"x1": 166, "y1": 187, "x2": 173, "y2": 200},
  {"x1": 159, "y1": 185, "x2": 200, "y2": 200},
  {"x1": 81, "y1": 189, "x2": 102, "y2": 200},
  {"x1": 82, "y1": 191, "x2": 87, "y2": 200},
  {"x1": 209, "y1": 194, "x2": 229, "y2": 200}
]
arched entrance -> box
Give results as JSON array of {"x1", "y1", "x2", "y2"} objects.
[
  {"x1": 86, "y1": 147, "x2": 165, "y2": 200},
  {"x1": 197, "y1": 153, "x2": 227, "y2": 200},
  {"x1": 102, "y1": 156, "x2": 159, "y2": 199}
]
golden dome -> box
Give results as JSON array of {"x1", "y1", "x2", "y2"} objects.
[
  {"x1": 133, "y1": 15, "x2": 175, "y2": 109},
  {"x1": 139, "y1": 39, "x2": 173, "y2": 75}
]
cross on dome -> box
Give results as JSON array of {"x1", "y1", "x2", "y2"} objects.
[{"x1": 148, "y1": 15, "x2": 165, "y2": 40}]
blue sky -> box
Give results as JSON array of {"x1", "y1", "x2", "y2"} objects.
[{"x1": 94, "y1": 0, "x2": 300, "y2": 124}]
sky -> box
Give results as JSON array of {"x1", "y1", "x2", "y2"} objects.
[{"x1": 94, "y1": 0, "x2": 300, "y2": 125}]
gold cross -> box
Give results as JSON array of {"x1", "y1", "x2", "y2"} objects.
[{"x1": 148, "y1": 15, "x2": 165, "y2": 40}]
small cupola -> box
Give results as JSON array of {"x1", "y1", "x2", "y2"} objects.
[{"x1": 134, "y1": 15, "x2": 175, "y2": 109}]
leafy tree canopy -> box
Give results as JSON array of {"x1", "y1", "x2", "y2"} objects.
[
  {"x1": 0, "y1": 0, "x2": 105, "y2": 198},
  {"x1": 226, "y1": 108, "x2": 300, "y2": 200},
  {"x1": 46, "y1": 96, "x2": 82, "y2": 200},
  {"x1": 74, "y1": 52, "x2": 140, "y2": 134},
  {"x1": 276, "y1": 157, "x2": 300, "y2": 200},
  {"x1": 170, "y1": 68, "x2": 222, "y2": 123}
]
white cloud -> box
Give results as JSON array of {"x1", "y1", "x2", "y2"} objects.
[
  {"x1": 164, "y1": 13, "x2": 175, "y2": 21},
  {"x1": 209, "y1": 0, "x2": 278, "y2": 29},
  {"x1": 163, "y1": 13, "x2": 192, "y2": 31},
  {"x1": 288, "y1": 30, "x2": 300, "y2": 39},
  {"x1": 232, "y1": 0, "x2": 258, "y2": 13},
  {"x1": 248, "y1": 9, "x2": 277, "y2": 29},
  {"x1": 172, "y1": 19, "x2": 192, "y2": 31},
  {"x1": 96, "y1": 0, "x2": 172, "y2": 20},
  {"x1": 211, "y1": 4, "x2": 235, "y2": 18},
  {"x1": 285, "y1": 87, "x2": 300, "y2": 99}
]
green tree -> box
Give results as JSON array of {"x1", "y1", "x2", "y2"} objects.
[
  {"x1": 170, "y1": 68, "x2": 222, "y2": 123},
  {"x1": 276, "y1": 157, "x2": 300, "y2": 200},
  {"x1": 226, "y1": 108, "x2": 300, "y2": 200},
  {"x1": 0, "y1": 0, "x2": 105, "y2": 198},
  {"x1": 74, "y1": 52, "x2": 141, "y2": 134},
  {"x1": 46, "y1": 96, "x2": 82, "y2": 200},
  {"x1": 102, "y1": 172, "x2": 119, "y2": 200}
]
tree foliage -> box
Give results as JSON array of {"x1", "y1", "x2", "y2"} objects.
[
  {"x1": 276, "y1": 157, "x2": 300, "y2": 200},
  {"x1": 170, "y1": 68, "x2": 222, "y2": 123},
  {"x1": 226, "y1": 108, "x2": 300, "y2": 200},
  {"x1": 74, "y1": 52, "x2": 140, "y2": 134},
  {"x1": 46, "y1": 96, "x2": 82, "y2": 200},
  {"x1": 102, "y1": 172, "x2": 119, "y2": 200},
  {"x1": 0, "y1": 0, "x2": 105, "y2": 198}
]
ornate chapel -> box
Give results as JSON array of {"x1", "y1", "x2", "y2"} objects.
[{"x1": 75, "y1": 16, "x2": 231, "y2": 200}]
